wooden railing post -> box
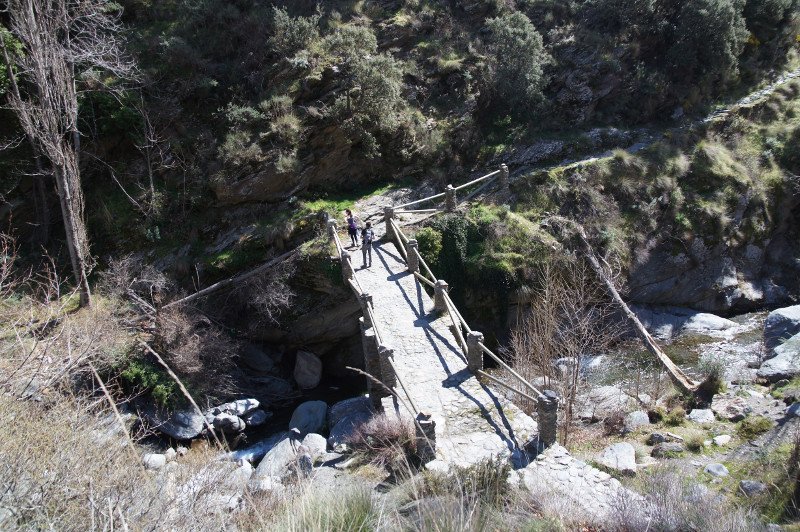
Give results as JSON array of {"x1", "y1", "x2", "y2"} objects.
[
  {"x1": 415, "y1": 412, "x2": 436, "y2": 463},
  {"x1": 537, "y1": 390, "x2": 559, "y2": 449},
  {"x1": 499, "y1": 163, "x2": 509, "y2": 191},
  {"x1": 341, "y1": 251, "x2": 354, "y2": 282},
  {"x1": 384, "y1": 206, "x2": 395, "y2": 242},
  {"x1": 434, "y1": 280, "x2": 449, "y2": 312},
  {"x1": 466, "y1": 331, "x2": 484, "y2": 372},
  {"x1": 359, "y1": 293, "x2": 373, "y2": 325},
  {"x1": 378, "y1": 346, "x2": 396, "y2": 389},
  {"x1": 407, "y1": 239, "x2": 419, "y2": 272},
  {"x1": 445, "y1": 185, "x2": 456, "y2": 212}
]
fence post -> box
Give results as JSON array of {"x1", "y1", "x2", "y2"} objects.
[
  {"x1": 445, "y1": 184, "x2": 456, "y2": 212},
  {"x1": 415, "y1": 412, "x2": 437, "y2": 463},
  {"x1": 358, "y1": 293, "x2": 373, "y2": 325},
  {"x1": 466, "y1": 331, "x2": 484, "y2": 372},
  {"x1": 407, "y1": 239, "x2": 419, "y2": 272},
  {"x1": 359, "y1": 317, "x2": 385, "y2": 409},
  {"x1": 378, "y1": 346, "x2": 396, "y2": 389},
  {"x1": 499, "y1": 163, "x2": 509, "y2": 191},
  {"x1": 384, "y1": 206, "x2": 395, "y2": 242},
  {"x1": 341, "y1": 251, "x2": 354, "y2": 282},
  {"x1": 537, "y1": 390, "x2": 559, "y2": 449},
  {"x1": 327, "y1": 219, "x2": 337, "y2": 239},
  {"x1": 434, "y1": 280, "x2": 449, "y2": 313}
]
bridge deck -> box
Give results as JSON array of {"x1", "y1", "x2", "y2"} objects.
[{"x1": 351, "y1": 239, "x2": 537, "y2": 467}]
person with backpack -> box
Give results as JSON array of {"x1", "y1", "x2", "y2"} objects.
[
  {"x1": 345, "y1": 209, "x2": 358, "y2": 247},
  {"x1": 361, "y1": 222, "x2": 374, "y2": 268}
]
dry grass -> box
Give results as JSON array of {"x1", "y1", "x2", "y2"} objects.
[{"x1": 345, "y1": 413, "x2": 417, "y2": 469}]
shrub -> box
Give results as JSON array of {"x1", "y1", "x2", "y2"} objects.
[
  {"x1": 344, "y1": 413, "x2": 416, "y2": 469},
  {"x1": 119, "y1": 358, "x2": 179, "y2": 407},
  {"x1": 350, "y1": 53, "x2": 405, "y2": 131},
  {"x1": 323, "y1": 24, "x2": 378, "y2": 63},
  {"x1": 686, "y1": 434, "x2": 706, "y2": 453},
  {"x1": 269, "y1": 6, "x2": 321, "y2": 57},
  {"x1": 485, "y1": 12, "x2": 548, "y2": 112},
  {"x1": 737, "y1": 415, "x2": 773, "y2": 439},
  {"x1": 664, "y1": 407, "x2": 686, "y2": 427},
  {"x1": 415, "y1": 227, "x2": 443, "y2": 272}
]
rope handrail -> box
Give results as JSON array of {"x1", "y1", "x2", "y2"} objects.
[
  {"x1": 443, "y1": 294, "x2": 468, "y2": 356},
  {"x1": 365, "y1": 302, "x2": 383, "y2": 346},
  {"x1": 413, "y1": 248, "x2": 436, "y2": 284},
  {"x1": 395, "y1": 208, "x2": 439, "y2": 214},
  {"x1": 332, "y1": 230, "x2": 345, "y2": 254},
  {"x1": 441, "y1": 290, "x2": 472, "y2": 335},
  {"x1": 462, "y1": 175, "x2": 498, "y2": 204},
  {"x1": 453, "y1": 169, "x2": 501, "y2": 192},
  {"x1": 478, "y1": 342, "x2": 544, "y2": 399},
  {"x1": 390, "y1": 217, "x2": 410, "y2": 244},
  {"x1": 413, "y1": 271, "x2": 435, "y2": 288},
  {"x1": 476, "y1": 369, "x2": 539, "y2": 403},
  {"x1": 348, "y1": 276, "x2": 363, "y2": 297},
  {"x1": 394, "y1": 191, "x2": 446, "y2": 210},
  {"x1": 387, "y1": 356, "x2": 420, "y2": 416}
]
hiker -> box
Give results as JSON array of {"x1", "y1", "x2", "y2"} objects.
[
  {"x1": 345, "y1": 209, "x2": 358, "y2": 247},
  {"x1": 361, "y1": 222, "x2": 374, "y2": 268}
]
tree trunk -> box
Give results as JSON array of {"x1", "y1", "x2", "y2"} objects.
[{"x1": 52, "y1": 161, "x2": 92, "y2": 307}]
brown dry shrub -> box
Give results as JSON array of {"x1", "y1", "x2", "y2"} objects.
[
  {"x1": 153, "y1": 306, "x2": 238, "y2": 402},
  {"x1": 345, "y1": 413, "x2": 417, "y2": 469}
]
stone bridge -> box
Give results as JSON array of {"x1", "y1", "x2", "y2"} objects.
[{"x1": 328, "y1": 167, "x2": 558, "y2": 468}]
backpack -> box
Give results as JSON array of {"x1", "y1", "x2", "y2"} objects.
[
  {"x1": 362, "y1": 228, "x2": 374, "y2": 244},
  {"x1": 347, "y1": 216, "x2": 357, "y2": 231}
]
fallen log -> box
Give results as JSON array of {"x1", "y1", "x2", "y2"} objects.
[{"x1": 162, "y1": 249, "x2": 298, "y2": 309}]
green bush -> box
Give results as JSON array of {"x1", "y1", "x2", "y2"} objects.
[
  {"x1": 323, "y1": 24, "x2": 378, "y2": 63},
  {"x1": 269, "y1": 6, "x2": 320, "y2": 57},
  {"x1": 415, "y1": 227, "x2": 443, "y2": 272},
  {"x1": 485, "y1": 12, "x2": 548, "y2": 112},
  {"x1": 737, "y1": 415, "x2": 773, "y2": 439},
  {"x1": 119, "y1": 359, "x2": 178, "y2": 407},
  {"x1": 664, "y1": 406, "x2": 686, "y2": 427}
]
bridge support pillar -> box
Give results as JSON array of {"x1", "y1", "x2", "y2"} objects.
[
  {"x1": 384, "y1": 206, "x2": 395, "y2": 242},
  {"x1": 378, "y1": 346, "x2": 397, "y2": 389},
  {"x1": 499, "y1": 163, "x2": 509, "y2": 191},
  {"x1": 360, "y1": 318, "x2": 386, "y2": 409},
  {"x1": 433, "y1": 280, "x2": 449, "y2": 313},
  {"x1": 341, "y1": 251, "x2": 354, "y2": 282},
  {"x1": 415, "y1": 412, "x2": 436, "y2": 463},
  {"x1": 466, "y1": 331, "x2": 484, "y2": 372},
  {"x1": 445, "y1": 185, "x2": 456, "y2": 212},
  {"x1": 407, "y1": 239, "x2": 419, "y2": 272},
  {"x1": 537, "y1": 390, "x2": 559, "y2": 449}
]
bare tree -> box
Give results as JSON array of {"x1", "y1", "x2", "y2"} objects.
[
  {"x1": 510, "y1": 257, "x2": 622, "y2": 445},
  {"x1": 1, "y1": 0, "x2": 134, "y2": 307}
]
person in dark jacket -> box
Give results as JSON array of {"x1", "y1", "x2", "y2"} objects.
[
  {"x1": 345, "y1": 209, "x2": 358, "y2": 247},
  {"x1": 361, "y1": 222, "x2": 374, "y2": 268}
]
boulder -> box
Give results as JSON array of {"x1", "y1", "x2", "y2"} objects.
[
  {"x1": 647, "y1": 433, "x2": 667, "y2": 445},
  {"x1": 143, "y1": 453, "x2": 167, "y2": 470},
  {"x1": 240, "y1": 344, "x2": 276, "y2": 373},
  {"x1": 623, "y1": 411, "x2": 651, "y2": 434},
  {"x1": 294, "y1": 351, "x2": 323, "y2": 390},
  {"x1": 139, "y1": 404, "x2": 205, "y2": 440},
  {"x1": 328, "y1": 397, "x2": 375, "y2": 451},
  {"x1": 300, "y1": 433, "x2": 328, "y2": 460},
  {"x1": 597, "y1": 443, "x2": 637, "y2": 476},
  {"x1": 739, "y1": 480, "x2": 768, "y2": 497},
  {"x1": 329, "y1": 396, "x2": 374, "y2": 428},
  {"x1": 249, "y1": 432, "x2": 302, "y2": 492},
  {"x1": 631, "y1": 305, "x2": 737, "y2": 340},
  {"x1": 687, "y1": 409, "x2": 715, "y2": 424},
  {"x1": 712, "y1": 434, "x2": 732, "y2": 446},
  {"x1": 704, "y1": 463, "x2": 729, "y2": 477},
  {"x1": 289, "y1": 400, "x2": 328, "y2": 434},
  {"x1": 213, "y1": 413, "x2": 246, "y2": 433},
  {"x1": 178, "y1": 460, "x2": 254, "y2": 513},
  {"x1": 248, "y1": 376, "x2": 296, "y2": 405},
  {"x1": 786, "y1": 403, "x2": 800, "y2": 417},
  {"x1": 711, "y1": 396, "x2": 751, "y2": 422},
  {"x1": 651, "y1": 442, "x2": 685, "y2": 458},
  {"x1": 758, "y1": 333, "x2": 800, "y2": 382},
  {"x1": 165, "y1": 448, "x2": 177, "y2": 462},
  {"x1": 764, "y1": 305, "x2": 800, "y2": 356},
  {"x1": 243, "y1": 409, "x2": 271, "y2": 427},
  {"x1": 212, "y1": 399, "x2": 260, "y2": 417},
  {"x1": 223, "y1": 431, "x2": 291, "y2": 463},
  {"x1": 577, "y1": 385, "x2": 637, "y2": 421}
]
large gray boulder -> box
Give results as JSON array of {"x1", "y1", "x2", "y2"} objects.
[
  {"x1": 764, "y1": 306, "x2": 800, "y2": 356},
  {"x1": 631, "y1": 305, "x2": 737, "y2": 340},
  {"x1": 249, "y1": 432, "x2": 302, "y2": 492},
  {"x1": 289, "y1": 401, "x2": 328, "y2": 434},
  {"x1": 138, "y1": 403, "x2": 205, "y2": 440},
  {"x1": 687, "y1": 409, "x2": 715, "y2": 424},
  {"x1": 577, "y1": 385, "x2": 637, "y2": 421},
  {"x1": 597, "y1": 443, "x2": 637, "y2": 476},
  {"x1": 212, "y1": 413, "x2": 246, "y2": 433},
  {"x1": 243, "y1": 409, "x2": 271, "y2": 427},
  {"x1": 222, "y1": 430, "x2": 291, "y2": 463},
  {"x1": 623, "y1": 411, "x2": 651, "y2": 434},
  {"x1": 240, "y1": 344, "x2": 276, "y2": 373},
  {"x1": 327, "y1": 396, "x2": 374, "y2": 451},
  {"x1": 294, "y1": 351, "x2": 323, "y2": 390},
  {"x1": 758, "y1": 333, "x2": 800, "y2": 382}
]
